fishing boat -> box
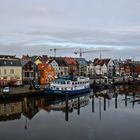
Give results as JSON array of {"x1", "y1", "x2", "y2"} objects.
[{"x1": 44, "y1": 76, "x2": 91, "y2": 95}]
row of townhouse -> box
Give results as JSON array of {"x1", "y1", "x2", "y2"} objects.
[
  {"x1": 1, "y1": 54, "x2": 140, "y2": 86},
  {"x1": 87, "y1": 58, "x2": 140, "y2": 78},
  {"x1": 86, "y1": 58, "x2": 114, "y2": 78}
]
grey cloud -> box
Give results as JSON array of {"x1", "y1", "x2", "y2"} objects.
[{"x1": 0, "y1": 0, "x2": 140, "y2": 59}]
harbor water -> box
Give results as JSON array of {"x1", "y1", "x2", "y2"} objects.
[{"x1": 0, "y1": 85, "x2": 140, "y2": 140}]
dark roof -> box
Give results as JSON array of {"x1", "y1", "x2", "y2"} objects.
[
  {"x1": 20, "y1": 59, "x2": 33, "y2": 66},
  {"x1": 93, "y1": 58, "x2": 111, "y2": 66},
  {"x1": 0, "y1": 55, "x2": 16, "y2": 59},
  {"x1": 102, "y1": 59, "x2": 111, "y2": 65},
  {"x1": 93, "y1": 58, "x2": 105, "y2": 66},
  {"x1": 75, "y1": 58, "x2": 88, "y2": 65},
  {"x1": 47, "y1": 59, "x2": 54, "y2": 64},
  {"x1": 53, "y1": 57, "x2": 67, "y2": 66},
  {"x1": 0, "y1": 58, "x2": 21, "y2": 66},
  {"x1": 31, "y1": 55, "x2": 48, "y2": 63}
]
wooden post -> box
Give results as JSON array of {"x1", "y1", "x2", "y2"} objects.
[
  {"x1": 92, "y1": 94, "x2": 95, "y2": 112},
  {"x1": 115, "y1": 92, "x2": 118, "y2": 109},
  {"x1": 77, "y1": 96, "x2": 80, "y2": 115},
  {"x1": 99, "y1": 97, "x2": 101, "y2": 120},
  {"x1": 104, "y1": 96, "x2": 106, "y2": 111},
  {"x1": 65, "y1": 93, "x2": 69, "y2": 121}
]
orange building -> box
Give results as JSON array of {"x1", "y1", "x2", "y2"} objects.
[{"x1": 38, "y1": 63, "x2": 55, "y2": 85}]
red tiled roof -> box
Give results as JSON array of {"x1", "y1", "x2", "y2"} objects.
[{"x1": 64, "y1": 57, "x2": 77, "y2": 65}]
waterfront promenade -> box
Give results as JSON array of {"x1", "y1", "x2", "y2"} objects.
[{"x1": 0, "y1": 85, "x2": 45, "y2": 98}]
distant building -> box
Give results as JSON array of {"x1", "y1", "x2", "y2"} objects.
[
  {"x1": 75, "y1": 58, "x2": 88, "y2": 76},
  {"x1": 64, "y1": 57, "x2": 78, "y2": 76},
  {"x1": 21, "y1": 59, "x2": 36, "y2": 84},
  {"x1": 52, "y1": 57, "x2": 69, "y2": 77},
  {"x1": 0, "y1": 55, "x2": 22, "y2": 86},
  {"x1": 119, "y1": 63, "x2": 131, "y2": 76},
  {"x1": 113, "y1": 59, "x2": 122, "y2": 76},
  {"x1": 86, "y1": 61, "x2": 95, "y2": 77},
  {"x1": 93, "y1": 58, "x2": 108, "y2": 76}
]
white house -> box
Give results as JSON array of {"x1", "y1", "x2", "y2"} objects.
[
  {"x1": 86, "y1": 61, "x2": 95, "y2": 77},
  {"x1": 49, "y1": 57, "x2": 69, "y2": 77},
  {"x1": 93, "y1": 58, "x2": 114, "y2": 77}
]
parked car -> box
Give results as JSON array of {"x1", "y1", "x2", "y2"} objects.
[
  {"x1": 3, "y1": 86, "x2": 11, "y2": 94},
  {"x1": 34, "y1": 84, "x2": 40, "y2": 90}
]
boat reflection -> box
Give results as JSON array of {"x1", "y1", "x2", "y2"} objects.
[
  {"x1": 46, "y1": 93, "x2": 90, "y2": 121},
  {"x1": 1, "y1": 85, "x2": 140, "y2": 123}
]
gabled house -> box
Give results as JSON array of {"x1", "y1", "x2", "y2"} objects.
[
  {"x1": 75, "y1": 58, "x2": 88, "y2": 76},
  {"x1": 119, "y1": 63, "x2": 131, "y2": 76},
  {"x1": 113, "y1": 59, "x2": 122, "y2": 76},
  {"x1": 31, "y1": 55, "x2": 48, "y2": 65},
  {"x1": 102, "y1": 59, "x2": 114, "y2": 77},
  {"x1": 134, "y1": 64, "x2": 140, "y2": 77},
  {"x1": 93, "y1": 58, "x2": 108, "y2": 76},
  {"x1": 86, "y1": 61, "x2": 95, "y2": 77},
  {"x1": 38, "y1": 63, "x2": 55, "y2": 84},
  {"x1": 54, "y1": 57, "x2": 69, "y2": 77},
  {"x1": 50, "y1": 57, "x2": 69, "y2": 77},
  {"x1": 64, "y1": 57, "x2": 78, "y2": 76},
  {"x1": 21, "y1": 59, "x2": 36, "y2": 84},
  {"x1": 0, "y1": 55, "x2": 22, "y2": 86},
  {"x1": 47, "y1": 59, "x2": 59, "y2": 77}
]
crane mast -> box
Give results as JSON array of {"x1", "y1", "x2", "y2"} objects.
[
  {"x1": 74, "y1": 48, "x2": 109, "y2": 58},
  {"x1": 50, "y1": 48, "x2": 57, "y2": 57}
]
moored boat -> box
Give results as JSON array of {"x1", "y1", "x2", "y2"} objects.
[{"x1": 44, "y1": 76, "x2": 91, "y2": 95}]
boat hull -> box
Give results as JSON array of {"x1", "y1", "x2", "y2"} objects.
[{"x1": 44, "y1": 87, "x2": 91, "y2": 95}]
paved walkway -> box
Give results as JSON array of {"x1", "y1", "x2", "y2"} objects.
[{"x1": 0, "y1": 85, "x2": 45, "y2": 95}]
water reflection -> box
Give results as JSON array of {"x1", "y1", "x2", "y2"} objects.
[
  {"x1": 1, "y1": 85, "x2": 140, "y2": 139},
  {"x1": 0, "y1": 85, "x2": 140, "y2": 122},
  {"x1": 0, "y1": 99, "x2": 22, "y2": 121}
]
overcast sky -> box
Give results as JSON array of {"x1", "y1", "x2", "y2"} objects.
[{"x1": 0, "y1": 0, "x2": 140, "y2": 60}]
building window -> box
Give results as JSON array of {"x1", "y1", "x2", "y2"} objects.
[
  {"x1": 4, "y1": 69, "x2": 7, "y2": 75},
  {"x1": 10, "y1": 69, "x2": 14, "y2": 74},
  {"x1": 4, "y1": 61, "x2": 6, "y2": 65},
  {"x1": 30, "y1": 72, "x2": 34, "y2": 77}
]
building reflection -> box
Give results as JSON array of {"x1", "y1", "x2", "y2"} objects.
[
  {"x1": 0, "y1": 99, "x2": 22, "y2": 121},
  {"x1": 1, "y1": 85, "x2": 140, "y2": 123},
  {"x1": 91, "y1": 85, "x2": 140, "y2": 120},
  {"x1": 45, "y1": 93, "x2": 90, "y2": 121}
]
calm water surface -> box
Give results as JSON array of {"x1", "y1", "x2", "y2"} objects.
[{"x1": 0, "y1": 85, "x2": 140, "y2": 140}]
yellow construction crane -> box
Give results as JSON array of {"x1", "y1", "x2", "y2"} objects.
[{"x1": 74, "y1": 48, "x2": 110, "y2": 58}]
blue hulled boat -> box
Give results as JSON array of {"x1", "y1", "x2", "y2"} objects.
[{"x1": 44, "y1": 76, "x2": 91, "y2": 95}]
